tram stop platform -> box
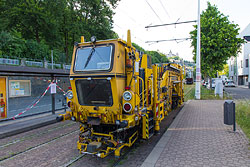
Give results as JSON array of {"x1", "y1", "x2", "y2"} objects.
[
  {"x1": 0, "y1": 110, "x2": 65, "y2": 139},
  {"x1": 141, "y1": 100, "x2": 250, "y2": 167}
]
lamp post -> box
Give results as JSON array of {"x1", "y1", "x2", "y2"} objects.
[
  {"x1": 195, "y1": 0, "x2": 201, "y2": 99},
  {"x1": 248, "y1": 54, "x2": 250, "y2": 88}
]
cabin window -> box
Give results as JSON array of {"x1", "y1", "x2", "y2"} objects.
[
  {"x1": 74, "y1": 45, "x2": 112, "y2": 71},
  {"x1": 76, "y1": 79, "x2": 113, "y2": 106}
]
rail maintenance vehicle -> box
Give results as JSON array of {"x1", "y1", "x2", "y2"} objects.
[{"x1": 58, "y1": 30, "x2": 184, "y2": 158}]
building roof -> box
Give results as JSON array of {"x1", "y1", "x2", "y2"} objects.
[
  {"x1": 0, "y1": 65, "x2": 69, "y2": 76},
  {"x1": 237, "y1": 23, "x2": 250, "y2": 38}
]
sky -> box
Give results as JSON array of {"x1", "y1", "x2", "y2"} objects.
[{"x1": 112, "y1": 0, "x2": 250, "y2": 62}]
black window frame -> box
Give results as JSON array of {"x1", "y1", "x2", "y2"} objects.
[
  {"x1": 73, "y1": 43, "x2": 115, "y2": 74},
  {"x1": 75, "y1": 79, "x2": 113, "y2": 107}
]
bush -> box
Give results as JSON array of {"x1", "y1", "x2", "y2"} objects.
[
  {"x1": 236, "y1": 100, "x2": 250, "y2": 140},
  {"x1": 0, "y1": 31, "x2": 61, "y2": 62}
]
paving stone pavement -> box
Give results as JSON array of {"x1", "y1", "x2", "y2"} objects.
[{"x1": 141, "y1": 100, "x2": 250, "y2": 167}]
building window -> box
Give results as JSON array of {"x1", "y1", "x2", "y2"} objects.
[
  {"x1": 241, "y1": 60, "x2": 243, "y2": 68},
  {"x1": 9, "y1": 80, "x2": 31, "y2": 97},
  {"x1": 246, "y1": 59, "x2": 249, "y2": 68}
]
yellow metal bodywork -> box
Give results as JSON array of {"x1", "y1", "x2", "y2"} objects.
[{"x1": 61, "y1": 30, "x2": 184, "y2": 158}]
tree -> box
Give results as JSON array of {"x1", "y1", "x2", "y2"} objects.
[
  {"x1": 146, "y1": 51, "x2": 169, "y2": 64},
  {"x1": 132, "y1": 43, "x2": 169, "y2": 64},
  {"x1": 190, "y1": 2, "x2": 244, "y2": 82},
  {"x1": 218, "y1": 64, "x2": 229, "y2": 77},
  {"x1": 0, "y1": 0, "x2": 120, "y2": 63}
]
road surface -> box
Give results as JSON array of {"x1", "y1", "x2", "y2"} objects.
[{"x1": 224, "y1": 87, "x2": 250, "y2": 100}]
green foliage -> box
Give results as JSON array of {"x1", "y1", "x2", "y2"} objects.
[
  {"x1": 236, "y1": 100, "x2": 250, "y2": 140},
  {"x1": 147, "y1": 51, "x2": 169, "y2": 64},
  {"x1": 218, "y1": 64, "x2": 229, "y2": 77},
  {"x1": 184, "y1": 85, "x2": 232, "y2": 100},
  {"x1": 184, "y1": 84, "x2": 195, "y2": 102},
  {"x1": 169, "y1": 56, "x2": 180, "y2": 60},
  {"x1": 132, "y1": 43, "x2": 146, "y2": 53},
  {"x1": 0, "y1": 0, "x2": 120, "y2": 63},
  {"x1": 200, "y1": 87, "x2": 231, "y2": 100},
  {"x1": 0, "y1": 31, "x2": 25, "y2": 58},
  {"x1": 190, "y1": 2, "x2": 244, "y2": 79},
  {"x1": 132, "y1": 43, "x2": 169, "y2": 64},
  {"x1": 0, "y1": 31, "x2": 60, "y2": 61}
]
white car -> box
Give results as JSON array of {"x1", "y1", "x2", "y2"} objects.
[{"x1": 225, "y1": 80, "x2": 235, "y2": 87}]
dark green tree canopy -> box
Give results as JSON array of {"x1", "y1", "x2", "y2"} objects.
[
  {"x1": 190, "y1": 2, "x2": 244, "y2": 78},
  {"x1": 0, "y1": 0, "x2": 120, "y2": 63}
]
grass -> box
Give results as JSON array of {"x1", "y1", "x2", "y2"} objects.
[
  {"x1": 200, "y1": 86, "x2": 232, "y2": 100},
  {"x1": 235, "y1": 100, "x2": 250, "y2": 140},
  {"x1": 184, "y1": 84, "x2": 195, "y2": 101},
  {"x1": 183, "y1": 84, "x2": 232, "y2": 101}
]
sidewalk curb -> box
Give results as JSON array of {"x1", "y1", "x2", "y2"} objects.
[{"x1": 140, "y1": 100, "x2": 189, "y2": 167}]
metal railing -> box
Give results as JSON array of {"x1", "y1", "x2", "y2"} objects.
[
  {"x1": 0, "y1": 56, "x2": 71, "y2": 70},
  {"x1": 25, "y1": 60, "x2": 43, "y2": 67},
  {"x1": 0, "y1": 58, "x2": 19, "y2": 65},
  {"x1": 65, "y1": 65, "x2": 71, "y2": 70}
]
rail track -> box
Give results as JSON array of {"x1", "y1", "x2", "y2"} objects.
[
  {"x1": 0, "y1": 104, "x2": 182, "y2": 167},
  {"x1": 0, "y1": 122, "x2": 76, "y2": 148},
  {"x1": 60, "y1": 154, "x2": 87, "y2": 167},
  {"x1": 0, "y1": 130, "x2": 79, "y2": 162},
  {"x1": 59, "y1": 146, "x2": 133, "y2": 167}
]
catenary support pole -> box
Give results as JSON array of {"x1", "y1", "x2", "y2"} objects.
[
  {"x1": 51, "y1": 75, "x2": 55, "y2": 115},
  {"x1": 248, "y1": 54, "x2": 250, "y2": 88},
  {"x1": 195, "y1": 0, "x2": 201, "y2": 99},
  {"x1": 51, "y1": 49, "x2": 54, "y2": 70}
]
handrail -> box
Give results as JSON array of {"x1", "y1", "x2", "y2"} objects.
[{"x1": 138, "y1": 76, "x2": 145, "y2": 107}]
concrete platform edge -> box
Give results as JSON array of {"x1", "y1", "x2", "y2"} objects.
[
  {"x1": 0, "y1": 119, "x2": 57, "y2": 139},
  {"x1": 140, "y1": 100, "x2": 190, "y2": 167}
]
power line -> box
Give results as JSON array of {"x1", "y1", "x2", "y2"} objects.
[
  {"x1": 145, "y1": 20, "x2": 197, "y2": 28},
  {"x1": 158, "y1": 0, "x2": 170, "y2": 18},
  {"x1": 145, "y1": 0, "x2": 164, "y2": 24},
  {"x1": 113, "y1": 24, "x2": 145, "y2": 43},
  {"x1": 146, "y1": 38, "x2": 191, "y2": 44}
]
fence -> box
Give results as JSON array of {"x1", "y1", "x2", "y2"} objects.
[
  {"x1": 0, "y1": 57, "x2": 71, "y2": 70},
  {"x1": 25, "y1": 60, "x2": 43, "y2": 67},
  {"x1": 0, "y1": 58, "x2": 19, "y2": 65}
]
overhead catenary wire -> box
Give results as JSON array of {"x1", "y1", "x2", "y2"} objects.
[
  {"x1": 113, "y1": 24, "x2": 145, "y2": 43},
  {"x1": 158, "y1": 0, "x2": 170, "y2": 18},
  {"x1": 145, "y1": 20, "x2": 197, "y2": 28},
  {"x1": 144, "y1": 0, "x2": 164, "y2": 24},
  {"x1": 146, "y1": 38, "x2": 191, "y2": 44}
]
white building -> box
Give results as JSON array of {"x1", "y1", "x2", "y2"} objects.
[
  {"x1": 166, "y1": 50, "x2": 179, "y2": 58},
  {"x1": 228, "y1": 23, "x2": 250, "y2": 86}
]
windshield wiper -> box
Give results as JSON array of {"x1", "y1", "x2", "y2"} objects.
[{"x1": 84, "y1": 47, "x2": 95, "y2": 69}]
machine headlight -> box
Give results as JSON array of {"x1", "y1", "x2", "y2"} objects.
[
  {"x1": 66, "y1": 90, "x2": 73, "y2": 99},
  {"x1": 123, "y1": 103, "x2": 132, "y2": 113},
  {"x1": 123, "y1": 91, "x2": 132, "y2": 101}
]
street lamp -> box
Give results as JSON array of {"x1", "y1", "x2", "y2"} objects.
[{"x1": 195, "y1": 0, "x2": 201, "y2": 99}]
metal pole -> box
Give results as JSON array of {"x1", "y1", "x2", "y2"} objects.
[
  {"x1": 51, "y1": 49, "x2": 54, "y2": 70},
  {"x1": 51, "y1": 75, "x2": 55, "y2": 115},
  {"x1": 195, "y1": 0, "x2": 201, "y2": 99},
  {"x1": 248, "y1": 54, "x2": 250, "y2": 88},
  {"x1": 233, "y1": 102, "x2": 236, "y2": 132},
  {"x1": 236, "y1": 56, "x2": 238, "y2": 85}
]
